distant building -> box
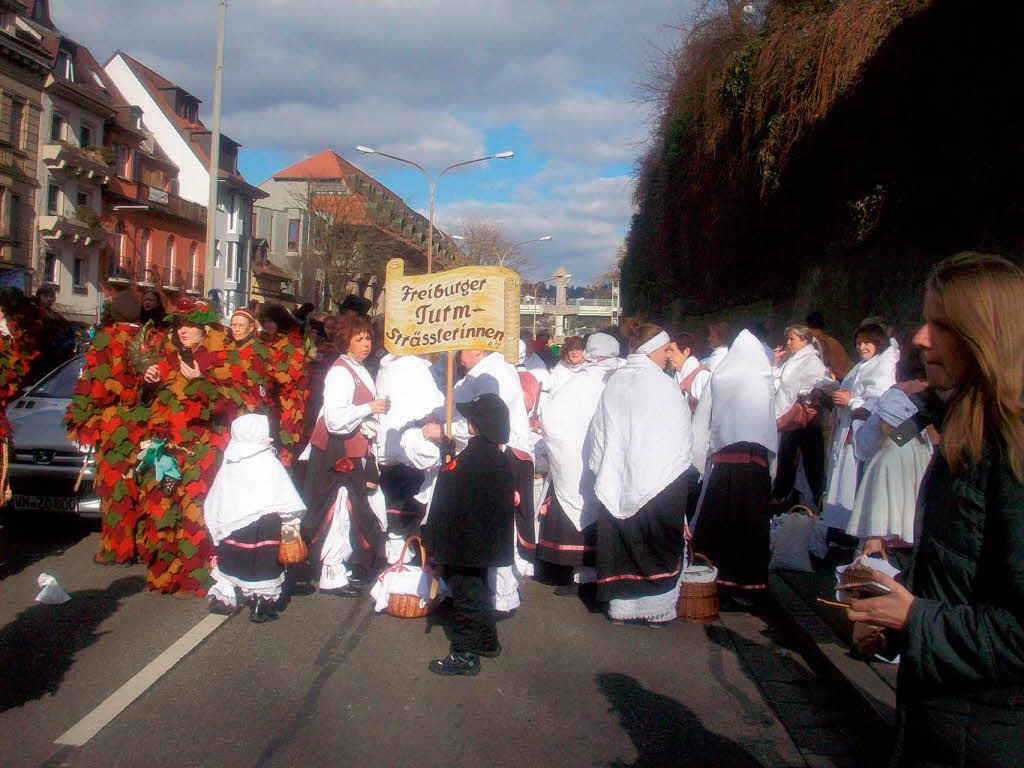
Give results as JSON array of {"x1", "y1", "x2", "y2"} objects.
[
  {"x1": 104, "y1": 51, "x2": 267, "y2": 317},
  {"x1": 0, "y1": 0, "x2": 51, "y2": 293},
  {"x1": 255, "y1": 150, "x2": 457, "y2": 314}
]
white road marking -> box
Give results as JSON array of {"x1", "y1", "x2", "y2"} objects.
[{"x1": 54, "y1": 613, "x2": 229, "y2": 746}]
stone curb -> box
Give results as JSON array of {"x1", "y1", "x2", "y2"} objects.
[{"x1": 768, "y1": 571, "x2": 897, "y2": 729}]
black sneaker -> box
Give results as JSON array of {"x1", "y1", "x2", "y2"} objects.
[
  {"x1": 320, "y1": 584, "x2": 362, "y2": 598},
  {"x1": 428, "y1": 652, "x2": 481, "y2": 676},
  {"x1": 249, "y1": 597, "x2": 278, "y2": 623},
  {"x1": 208, "y1": 598, "x2": 236, "y2": 616}
]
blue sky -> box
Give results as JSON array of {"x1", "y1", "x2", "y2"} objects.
[{"x1": 60, "y1": 0, "x2": 693, "y2": 283}]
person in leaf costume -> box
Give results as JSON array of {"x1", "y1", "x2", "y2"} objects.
[
  {"x1": 259, "y1": 304, "x2": 311, "y2": 467},
  {"x1": 138, "y1": 297, "x2": 234, "y2": 595},
  {"x1": 63, "y1": 291, "x2": 150, "y2": 564},
  {"x1": 1, "y1": 300, "x2": 37, "y2": 505},
  {"x1": 215, "y1": 308, "x2": 272, "y2": 423},
  {"x1": 0, "y1": 289, "x2": 43, "y2": 391}
]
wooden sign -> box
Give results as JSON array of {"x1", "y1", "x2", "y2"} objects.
[{"x1": 382, "y1": 258, "x2": 520, "y2": 364}]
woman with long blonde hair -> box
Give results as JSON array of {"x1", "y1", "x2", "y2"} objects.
[{"x1": 848, "y1": 252, "x2": 1024, "y2": 768}]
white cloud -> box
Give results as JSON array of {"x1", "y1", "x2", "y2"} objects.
[{"x1": 53, "y1": 0, "x2": 691, "y2": 282}]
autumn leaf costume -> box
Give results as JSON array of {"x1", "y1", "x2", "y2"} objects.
[
  {"x1": 137, "y1": 298, "x2": 234, "y2": 595},
  {"x1": 1, "y1": 307, "x2": 35, "y2": 505},
  {"x1": 263, "y1": 328, "x2": 311, "y2": 466},
  {"x1": 64, "y1": 293, "x2": 150, "y2": 564}
]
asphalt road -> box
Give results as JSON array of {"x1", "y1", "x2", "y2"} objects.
[{"x1": 0, "y1": 520, "x2": 876, "y2": 768}]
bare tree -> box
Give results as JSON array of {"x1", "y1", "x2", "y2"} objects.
[
  {"x1": 290, "y1": 182, "x2": 410, "y2": 309},
  {"x1": 451, "y1": 217, "x2": 532, "y2": 275}
]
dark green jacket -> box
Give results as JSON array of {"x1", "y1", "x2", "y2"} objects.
[{"x1": 896, "y1": 437, "x2": 1024, "y2": 767}]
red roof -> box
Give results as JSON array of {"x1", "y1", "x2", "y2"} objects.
[{"x1": 272, "y1": 150, "x2": 402, "y2": 199}]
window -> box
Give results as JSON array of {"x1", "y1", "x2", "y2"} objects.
[
  {"x1": 227, "y1": 192, "x2": 239, "y2": 232},
  {"x1": 44, "y1": 252, "x2": 57, "y2": 283},
  {"x1": 46, "y1": 184, "x2": 61, "y2": 216},
  {"x1": 0, "y1": 187, "x2": 10, "y2": 240},
  {"x1": 287, "y1": 218, "x2": 300, "y2": 252},
  {"x1": 225, "y1": 241, "x2": 237, "y2": 284},
  {"x1": 79, "y1": 123, "x2": 93, "y2": 148},
  {"x1": 169, "y1": 178, "x2": 179, "y2": 196},
  {"x1": 90, "y1": 71, "x2": 106, "y2": 90},
  {"x1": 72, "y1": 256, "x2": 86, "y2": 294},
  {"x1": 50, "y1": 113, "x2": 64, "y2": 142},
  {"x1": 32, "y1": 0, "x2": 46, "y2": 21},
  {"x1": 9, "y1": 100, "x2": 24, "y2": 149},
  {"x1": 115, "y1": 221, "x2": 126, "y2": 262},
  {"x1": 113, "y1": 143, "x2": 131, "y2": 178},
  {"x1": 76, "y1": 190, "x2": 90, "y2": 208},
  {"x1": 214, "y1": 239, "x2": 221, "y2": 269},
  {"x1": 57, "y1": 50, "x2": 74, "y2": 82},
  {"x1": 165, "y1": 236, "x2": 175, "y2": 279},
  {"x1": 139, "y1": 229, "x2": 150, "y2": 266},
  {"x1": 189, "y1": 241, "x2": 199, "y2": 274}
]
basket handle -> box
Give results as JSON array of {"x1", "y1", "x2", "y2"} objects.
[
  {"x1": 787, "y1": 504, "x2": 816, "y2": 518},
  {"x1": 692, "y1": 552, "x2": 713, "y2": 569},
  {"x1": 396, "y1": 535, "x2": 428, "y2": 566}
]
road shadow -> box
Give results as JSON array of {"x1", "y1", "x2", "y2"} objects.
[
  {"x1": 597, "y1": 672, "x2": 763, "y2": 767},
  {"x1": 0, "y1": 575, "x2": 144, "y2": 712},
  {"x1": 0, "y1": 514, "x2": 98, "y2": 580}
]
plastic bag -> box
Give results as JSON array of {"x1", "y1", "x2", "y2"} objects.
[
  {"x1": 769, "y1": 512, "x2": 814, "y2": 572},
  {"x1": 35, "y1": 573, "x2": 71, "y2": 604}
]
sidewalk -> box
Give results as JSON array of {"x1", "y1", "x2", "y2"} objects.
[{"x1": 767, "y1": 556, "x2": 898, "y2": 730}]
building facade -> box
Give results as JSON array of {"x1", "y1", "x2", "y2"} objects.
[
  {"x1": 103, "y1": 51, "x2": 266, "y2": 317},
  {"x1": 255, "y1": 150, "x2": 455, "y2": 314},
  {"x1": 0, "y1": 0, "x2": 49, "y2": 293}
]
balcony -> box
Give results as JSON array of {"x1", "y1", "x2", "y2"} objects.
[
  {"x1": 185, "y1": 270, "x2": 204, "y2": 295},
  {"x1": 162, "y1": 267, "x2": 185, "y2": 291},
  {"x1": 107, "y1": 178, "x2": 206, "y2": 226},
  {"x1": 38, "y1": 211, "x2": 113, "y2": 249},
  {"x1": 104, "y1": 256, "x2": 136, "y2": 285},
  {"x1": 42, "y1": 141, "x2": 112, "y2": 185},
  {"x1": 137, "y1": 262, "x2": 162, "y2": 287}
]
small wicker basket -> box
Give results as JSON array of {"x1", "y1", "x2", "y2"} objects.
[
  {"x1": 277, "y1": 526, "x2": 308, "y2": 566},
  {"x1": 677, "y1": 552, "x2": 719, "y2": 623},
  {"x1": 386, "y1": 536, "x2": 441, "y2": 619}
]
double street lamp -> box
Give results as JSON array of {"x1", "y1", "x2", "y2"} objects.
[
  {"x1": 452, "y1": 234, "x2": 553, "y2": 269},
  {"x1": 355, "y1": 145, "x2": 513, "y2": 274}
]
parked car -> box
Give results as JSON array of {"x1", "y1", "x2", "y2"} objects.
[{"x1": 3, "y1": 355, "x2": 100, "y2": 517}]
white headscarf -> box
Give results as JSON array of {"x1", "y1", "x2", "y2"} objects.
[
  {"x1": 585, "y1": 332, "x2": 620, "y2": 362},
  {"x1": 204, "y1": 414, "x2": 306, "y2": 545},
  {"x1": 691, "y1": 329, "x2": 778, "y2": 477},
  {"x1": 541, "y1": 355, "x2": 621, "y2": 531},
  {"x1": 588, "y1": 351, "x2": 692, "y2": 519},
  {"x1": 773, "y1": 342, "x2": 827, "y2": 419}
]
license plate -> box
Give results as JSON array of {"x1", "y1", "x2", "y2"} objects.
[{"x1": 11, "y1": 495, "x2": 80, "y2": 514}]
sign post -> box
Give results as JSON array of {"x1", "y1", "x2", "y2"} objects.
[{"x1": 383, "y1": 258, "x2": 521, "y2": 452}]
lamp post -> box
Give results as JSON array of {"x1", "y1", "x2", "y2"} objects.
[
  {"x1": 355, "y1": 146, "x2": 513, "y2": 274},
  {"x1": 451, "y1": 233, "x2": 552, "y2": 269}
]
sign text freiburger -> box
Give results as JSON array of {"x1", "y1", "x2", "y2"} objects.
[{"x1": 383, "y1": 258, "x2": 520, "y2": 364}]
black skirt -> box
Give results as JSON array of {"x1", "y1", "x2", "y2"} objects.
[
  {"x1": 537, "y1": 490, "x2": 596, "y2": 568},
  {"x1": 216, "y1": 514, "x2": 283, "y2": 586},
  {"x1": 691, "y1": 442, "x2": 772, "y2": 590},
  {"x1": 509, "y1": 450, "x2": 536, "y2": 561},
  {"x1": 595, "y1": 471, "x2": 690, "y2": 603},
  {"x1": 380, "y1": 464, "x2": 427, "y2": 537}
]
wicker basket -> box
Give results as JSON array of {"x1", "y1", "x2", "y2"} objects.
[
  {"x1": 677, "y1": 553, "x2": 719, "y2": 623},
  {"x1": 277, "y1": 526, "x2": 308, "y2": 566},
  {"x1": 386, "y1": 536, "x2": 441, "y2": 619}
]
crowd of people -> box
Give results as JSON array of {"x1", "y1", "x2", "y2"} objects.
[{"x1": 1, "y1": 252, "x2": 1022, "y2": 765}]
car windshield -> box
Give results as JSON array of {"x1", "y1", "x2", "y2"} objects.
[{"x1": 28, "y1": 357, "x2": 85, "y2": 399}]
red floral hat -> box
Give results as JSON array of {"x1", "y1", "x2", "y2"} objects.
[{"x1": 167, "y1": 297, "x2": 220, "y2": 326}]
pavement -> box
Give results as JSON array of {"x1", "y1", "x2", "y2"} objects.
[{"x1": 0, "y1": 517, "x2": 892, "y2": 768}]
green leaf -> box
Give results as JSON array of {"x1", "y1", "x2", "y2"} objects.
[
  {"x1": 108, "y1": 426, "x2": 130, "y2": 445},
  {"x1": 178, "y1": 539, "x2": 198, "y2": 559},
  {"x1": 92, "y1": 332, "x2": 112, "y2": 351},
  {"x1": 111, "y1": 480, "x2": 128, "y2": 502},
  {"x1": 103, "y1": 510, "x2": 122, "y2": 526},
  {"x1": 92, "y1": 363, "x2": 112, "y2": 380}
]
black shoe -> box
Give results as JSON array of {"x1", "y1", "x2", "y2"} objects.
[
  {"x1": 208, "y1": 598, "x2": 236, "y2": 616},
  {"x1": 554, "y1": 584, "x2": 578, "y2": 597},
  {"x1": 428, "y1": 652, "x2": 480, "y2": 676},
  {"x1": 320, "y1": 584, "x2": 362, "y2": 598},
  {"x1": 249, "y1": 597, "x2": 278, "y2": 623}
]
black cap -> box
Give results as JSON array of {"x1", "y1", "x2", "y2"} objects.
[
  {"x1": 456, "y1": 392, "x2": 510, "y2": 445},
  {"x1": 340, "y1": 295, "x2": 372, "y2": 316}
]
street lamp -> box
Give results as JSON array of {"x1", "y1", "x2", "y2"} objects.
[
  {"x1": 450, "y1": 233, "x2": 552, "y2": 269},
  {"x1": 355, "y1": 145, "x2": 514, "y2": 274}
]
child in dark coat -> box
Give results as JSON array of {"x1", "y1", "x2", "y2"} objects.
[{"x1": 423, "y1": 393, "x2": 515, "y2": 676}]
